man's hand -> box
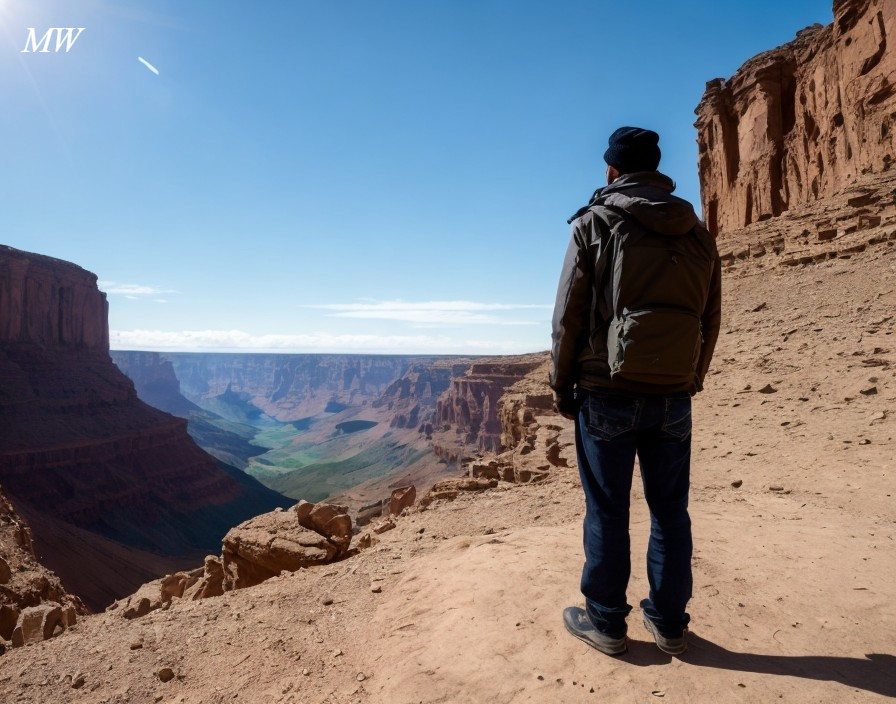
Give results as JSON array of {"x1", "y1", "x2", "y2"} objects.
[{"x1": 553, "y1": 393, "x2": 581, "y2": 421}]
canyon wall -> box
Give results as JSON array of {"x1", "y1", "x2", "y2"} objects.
[
  {"x1": 431, "y1": 356, "x2": 544, "y2": 462},
  {"x1": 111, "y1": 351, "x2": 265, "y2": 469},
  {"x1": 0, "y1": 246, "x2": 108, "y2": 354},
  {"x1": 167, "y1": 353, "x2": 462, "y2": 422},
  {"x1": 0, "y1": 246, "x2": 289, "y2": 610},
  {"x1": 373, "y1": 360, "x2": 472, "y2": 434},
  {"x1": 695, "y1": 0, "x2": 895, "y2": 237}
]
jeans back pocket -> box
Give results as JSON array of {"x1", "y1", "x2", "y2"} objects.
[
  {"x1": 661, "y1": 396, "x2": 692, "y2": 439},
  {"x1": 585, "y1": 393, "x2": 641, "y2": 440}
]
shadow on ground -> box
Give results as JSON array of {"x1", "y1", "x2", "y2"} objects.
[{"x1": 623, "y1": 633, "x2": 896, "y2": 698}]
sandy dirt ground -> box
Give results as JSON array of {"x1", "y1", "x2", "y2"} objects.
[{"x1": 0, "y1": 247, "x2": 894, "y2": 703}]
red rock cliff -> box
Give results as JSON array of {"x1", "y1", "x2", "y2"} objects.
[
  {"x1": 0, "y1": 246, "x2": 288, "y2": 611},
  {"x1": 0, "y1": 246, "x2": 109, "y2": 354},
  {"x1": 695, "y1": 0, "x2": 895, "y2": 236}
]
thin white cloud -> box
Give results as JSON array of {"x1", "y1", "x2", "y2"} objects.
[
  {"x1": 138, "y1": 56, "x2": 160, "y2": 75},
  {"x1": 99, "y1": 281, "x2": 176, "y2": 298},
  {"x1": 307, "y1": 300, "x2": 551, "y2": 326},
  {"x1": 109, "y1": 329, "x2": 545, "y2": 355}
]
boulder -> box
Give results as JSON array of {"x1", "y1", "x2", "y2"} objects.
[
  {"x1": 116, "y1": 579, "x2": 164, "y2": 619},
  {"x1": 389, "y1": 485, "x2": 416, "y2": 515},
  {"x1": 160, "y1": 569, "x2": 202, "y2": 602},
  {"x1": 294, "y1": 501, "x2": 353, "y2": 551},
  {"x1": 222, "y1": 505, "x2": 349, "y2": 590},
  {"x1": 184, "y1": 556, "x2": 225, "y2": 600},
  {"x1": 11, "y1": 603, "x2": 63, "y2": 647},
  {"x1": 0, "y1": 556, "x2": 10, "y2": 584}
]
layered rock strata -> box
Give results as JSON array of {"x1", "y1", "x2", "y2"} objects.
[
  {"x1": 373, "y1": 361, "x2": 472, "y2": 435},
  {"x1": 167, "y1": 353, "x2": 466, "y2": 421},
  {"x1": 431, "y1": 356, "x2": 544, "y2": 462},
  {"x1": 0, "y1": 246, "x2": 289, "y2": 610},
  {"x1": 696, "y1": 0, "x2": 895, "y2": 238},
  {"x1": 407, "y1": 353, "x2": 575, "y2": 506}
]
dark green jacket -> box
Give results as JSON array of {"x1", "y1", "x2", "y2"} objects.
[{"x1": 550, "y1": 171, "x2": 722, "y2": 409}]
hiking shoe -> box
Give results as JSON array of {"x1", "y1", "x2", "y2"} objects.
[
  {"x1": 562, "y1": 606, "x2": 628, "y2": 656},
  {"x1": 641, "y1": 613, "x2": 687, "y2": 655}
]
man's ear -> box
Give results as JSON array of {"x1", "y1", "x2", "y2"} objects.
[{"x1": 606, "y1": 165, "x2": 621, "y2": 184}]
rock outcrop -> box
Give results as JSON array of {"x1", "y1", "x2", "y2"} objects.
[
  {"x1": 431, "y1": 356, "x2": 543, "y2": 462},
  {"x1": 389, "y1": 485, "x2": 416, "y2": 515},
  {"x1": 110, "y1": 501, "x2": 352, "y2": 618},
  {"x1": 696, "y1": 0, "x2": 895, "y2": 237},
  {"x1": 373, "y1": 361, "x2": 471, "y2": 435},
  {"x1": 413, "y1": 353, "x2": 576, "y2": 505},
  {"x1": 0, "y1": 487, "x2": 85, "y2": 652},
  {"x1": 0, "y1": 246, "x2": 290, "y2": 611}
]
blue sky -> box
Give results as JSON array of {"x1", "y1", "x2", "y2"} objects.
[{"x1": 1, "y1": 0, "x2": 833, "y2": 354}]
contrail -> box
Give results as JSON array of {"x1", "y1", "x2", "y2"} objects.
[{"x1": 137, "y1": 56, "x2": 159, "y2": 75}]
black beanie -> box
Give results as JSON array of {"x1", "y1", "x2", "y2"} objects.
[{"x1": 603, "y1": 126, "x2": 661, "y2": 174}]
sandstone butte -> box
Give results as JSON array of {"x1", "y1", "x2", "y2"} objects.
[{"x1": 0, "y1": 0, "x2": 895, "y2": 701}]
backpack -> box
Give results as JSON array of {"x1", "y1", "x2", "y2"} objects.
[{"x1": 593, "y1": 203, "x2": 716, "y2": 386}]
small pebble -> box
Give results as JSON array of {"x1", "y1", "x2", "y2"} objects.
[
  {"x1": 158, "y1": 668, "x2": 175, "y2": 683},
  {"x1": 357, "y1": 672, "x2": 366, "y2": 682},
  {"x1": 371, "y1": 585, "x2": 382, "y2": 594},
  {"x1": 731, "y1": 479, "x2": 743, "y2": 488},
  {"x1": 321, "y1": 596, "x2": 334, "y2": 606}
]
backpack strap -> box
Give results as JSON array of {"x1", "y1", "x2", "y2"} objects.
[{"x1": 583, "y1": 200, "x2": 620, "y2": 326}]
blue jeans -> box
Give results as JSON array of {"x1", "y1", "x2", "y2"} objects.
[{"x1": 575, "y1": 388, "x2": 693, "y2": 638}]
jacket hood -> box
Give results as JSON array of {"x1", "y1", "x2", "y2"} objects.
[{"x1": 570, "y1": 171, "x2": 699, "y2": 236}]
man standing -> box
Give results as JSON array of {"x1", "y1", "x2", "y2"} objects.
[{"x1": 551, "y1": 127, "x2": 721, "y2": 656}]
